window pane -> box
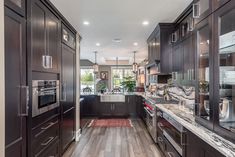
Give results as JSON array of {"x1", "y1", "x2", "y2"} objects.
[{"x1": 80, "y1": 68, "x2": 95, "y2": 94}]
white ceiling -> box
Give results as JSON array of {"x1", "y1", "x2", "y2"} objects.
[{"x1": 51, "y1": 0, "x2": 192, "y2": 65}]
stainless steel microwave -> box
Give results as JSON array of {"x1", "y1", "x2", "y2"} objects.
[{"x1": 32, "y1": 80, "x2": 59, "y2": 117}]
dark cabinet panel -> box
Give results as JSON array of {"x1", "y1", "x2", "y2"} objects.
[
  {"x1": 4, "y1": 7, "x2": 27, "y2": 157},
  {"x1": 31, "y1": 0, "x2": 60, "y2": 73},
  {"x1": 61, "y1": 108, "x2": 75, "y2": 153},
  {"x1": 100, "y1": 103, "x2": 112, "y2": 116},
  {"x1": 5, "y1": 0, "x2": 25, "y2": 16},
  {"x1": 80, "y1": 95, "x2": 98, "y2": 116},
  {"x1": 147, "y1": 24, "x2": 174, "y2": 74},
  {"x1": 186, "y1": 130, "x2": 224, "y2": 157},
  {"x1": 62, "y1": 24, "x2": 76, "y2": 50},
  {"x1": 172, "y1": 44, "x2": 184, "y2": 81},
  {"x1": 113, "y1": 103, "x2": 128, "y2": 117},
  {"x1": 61, "y1": 44, "x2": 75, "y2": 112},
  {"x1": 61, "y1": 44, "x2": 76, "y2": 152},
  {"x1": 126, "y1": 95, "x2": 136, "y2": 117}
]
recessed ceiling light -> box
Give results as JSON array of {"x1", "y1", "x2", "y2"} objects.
[
  {"x1": 113, "y1": 38, "x2": 122, "y2": 43},
  {"x1": 142, "y1": 21, "x2": 149, "y2": 26},
  {"x1": 96, "y1": 43, "x2": 100, "y2": 46},
  {"x1": 83, "y1": 21, "x2": 90, "y2": 25},
  {"x1": 133, "y1": 42, "x2": 138, "y2": 46}
]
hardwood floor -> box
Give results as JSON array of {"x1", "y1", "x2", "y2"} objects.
[{"x1": 63, "y1": 119, "x2": 163, "y2": 157}]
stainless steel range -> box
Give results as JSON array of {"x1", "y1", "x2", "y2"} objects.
[{"x1": 32, "y1": 80, "x2": 60, "y2": 117}]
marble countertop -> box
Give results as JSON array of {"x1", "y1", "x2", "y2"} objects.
[{"x1": 135, "y1": 93, "x2": 235, "y2": 157}]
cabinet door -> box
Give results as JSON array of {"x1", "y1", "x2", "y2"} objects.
[
  {"x1": 193, "y1": 0, "x2": 211, "y2": 24},
  {"x1": 5, "y1": 8, "x2": 27, "y2": 157},
  {"x1": 172, "y1": 44, "x2": 183, "y2": 81},
  {"x1": 31, "y1": 1, "x2": 46, "y2": 72},
  {"x1": 5, "y1": 0, "x2": 25, "y2": 16},
  {"x1": 213, "y1": 0, "x2": 231, "y2": 11},
  {"x1": 46, "y1": 10, "x2": 61, "y2": 73},
  {"x1": 195, "y1": 16, "x2": 213, "y2": 126},
  {"x1": 31, "y1": 1, "x2": 60, "y2": 73},
  {"x1": 213, "y1": 0, "x2": 235, "y2": 141},
  {"x1": 100, "y1": 103, "x2": 112, "y2": 116},
  {"x1": 127, "y1": 96, "x2": 136, "y2": 117},
  {"x1": 61, "y1": 44, "x2": 75, "y2": 112},
  {"x1": 61, "y1": 108, "x2": 75, "y2": 153},
  {"x1": 113, "y1": 102, "x2": 127, "y2": 117},
  {"x1": 183, "y1": 35, "x2": 195, "y2": 83}
]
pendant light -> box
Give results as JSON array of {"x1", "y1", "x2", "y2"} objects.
[
  {"x1": 132, "y1": 51, "x2": 138, "y2": 73},
  {"x1": 114, "y1": 57, "x2": 120, "y2": 78},
  {"x1": 93, "y1": 51, "x2": 99, "y2": 74}
]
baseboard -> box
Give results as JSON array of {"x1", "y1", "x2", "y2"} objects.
[{"x1": 75, "y1": 129, "x2": 81, "y2": 142}]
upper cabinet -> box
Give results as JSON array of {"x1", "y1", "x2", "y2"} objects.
[
  {"x1": 62, "y1": 24, "x2": 76, "y2": 50},
  {"x1": 147, "y1": 23, "x2": 174, "y2": 74},
  {"x1": 193, "y1": 0, "x2": 231, "y2": 24},
  {"x1": 195, "y1": 16, "x2": 214, "y2": 129},
  {"x1": 5, "y1": 0, "x2": 25, "y2": 17},
  {"x1": 213, "y1": 0, "x2": 235, "y2": 143},
  {"x1": 31, "y1": 0, "x2": 61, "y2": 73}
]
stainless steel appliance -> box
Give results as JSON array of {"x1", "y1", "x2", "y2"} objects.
[
  {"x1": 32, "y1": 80, "x2": 59, "y2": 117},
  {"x1": 144, "y1": 99, "x2": 157, "y2": 143},
  {"x1": 157, "y1": 112, "x2": 186, "y2": 156}
]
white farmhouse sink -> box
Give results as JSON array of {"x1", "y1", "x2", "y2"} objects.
[{"x1": 100, "y1": 94, "x2": 125, "y2": 102}]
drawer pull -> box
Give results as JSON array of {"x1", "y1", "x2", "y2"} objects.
[
  {"x1": 41, "y1": 121, "x2": 57, "y2": 130},
  {"x1": 158, "y1": 137, "x2": 163, "y2": 142},
  {"x1": 41, "y1": 137, "x2": 54, "y2": 146},
  {"x1": 167, "y1": 152, "x2": 174, "y2": 157}
]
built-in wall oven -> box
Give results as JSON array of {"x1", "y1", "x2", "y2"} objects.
[
  {"x1": 157, "y1": 110, "x2": 186, "y2": 157},
  {"x1": 144, "y1": 100, "x2": 157, "y2": 143},
  {"x1": 32, "y1": 80, "x2": 60, "y2": 117}
]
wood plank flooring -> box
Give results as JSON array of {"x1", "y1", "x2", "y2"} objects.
[{"x1": 63, "y1": 119, "x2": 163, "y2": 157}]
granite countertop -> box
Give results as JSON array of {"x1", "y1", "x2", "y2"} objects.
[{"x1": 135, "y1": 93, "x2": 235, "y2": 157}]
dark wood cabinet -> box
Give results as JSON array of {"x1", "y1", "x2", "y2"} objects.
[
  {"x1": 80, "y1": 95, "x2": 98, "y2": 116},
  {"x1": 62, "y1": 24, "x2": 76, "y2": 50},
  {"x1": 61, "y1": 43, "x2": 76, "y2": 152},
  {"x1": 147, "y1": 24, "x2": 174, "y2": 74},
  {"x1": 193, "y1": 0, "x2": 231, "y2": 24},
  {"x1": 100, "y1": 102, "x2": 128, "y2": 117},
  {"x1": 5, "y1": 0, "x2": 25, "y2": 16},
  {"x1": 126, "y1": 95, "x2": 137, "y2": 117},
  {"x1": 182, "y1": 35, "x2": 196, "y2": 84},
  {"x1": 186, "y1": 130, "x2": 224, "y2": 157},
  {"x1": 4, "y1": 7, "x2": 27, "y2": 157},
  {"x1": 31, "y1": 0, "x2": 61, "y2": 73}
]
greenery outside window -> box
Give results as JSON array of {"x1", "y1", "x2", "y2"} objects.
[
  {"x1": 111, "y1": 66, "x2": 134, "y2": 90},
  {"x1": 80, "y1": 68, "x2": 95, "y2": 94}
]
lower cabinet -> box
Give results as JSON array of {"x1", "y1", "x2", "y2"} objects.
[
  {"x1": 186, "y1": 130, "x2": 224, "y2": 157},
  {"x1": 61, "y1": 108, "x2": 75, "y2": 153},
  {"x1": 100, "y1": 102, "x2": 128, "y2": 117},
  {"x1": 80, "y1": 95, "x2": 98, "y2": 116},
  {"x1": 32, "y1": 116, "x2": 60, "y2": 157},
  {"x1": 126, "y1": 95, "x2": 137, "y2": 117}
]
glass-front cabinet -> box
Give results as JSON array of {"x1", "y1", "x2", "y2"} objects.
[
  {"x1": 5, "y1": 0, "x2": 25, "y2": 16},
  {"x1": 214, "y1": 1, "x2": 235, "y2": 142},
  {"x1": 195, "y1": 16, "x2": 214, "y2": 129}
]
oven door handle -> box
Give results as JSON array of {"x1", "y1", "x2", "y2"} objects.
[
  {"x1": 144, "y1": 107, "x2": 154, "y2": 117},
  {"x1": 40, "y1": 87, "x2": 58, "y2": 91}
]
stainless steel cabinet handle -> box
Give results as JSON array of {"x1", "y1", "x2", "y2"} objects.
[
  {"x1": 18, "y1": 85, "x2": 29, "y2": 117},
  {"x1": 167, "y1": 152, "x2": 174, "y2": 157},
  {"x1": 42, "y1": 55, "x2": 53, "y2": 69},
  {"x1": 144, "y1": 107, "x2": 154, "y2": 117},
  {"x1": 41, "y1": 137, "x2": 54, "y2": 146},
  {"x1": 61, "y1": 82, "x2": 67, "y2": 101},
  {"x1": 157, "y1": 122, "x2": 164, "y2": 131},
  {"x1": 193, "y1": 3, "x2": 200, "y2": 18},
  {"x1": 41, "y1": 121, "x2": 57, "y2": 130},
  {"x1": 158, "y1": 137, "x2": 163, "y2": 142}
]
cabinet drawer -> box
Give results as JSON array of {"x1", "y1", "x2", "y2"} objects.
[
  {"x1": 35, "y1": 138, "x2": 60, "y2": 157},
  {"x1": 164, "y1": 136, "x2": 181, "y2": 157},
  {"x1": 32, "y1": 117, "x2": 59, "y2": 157}
]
